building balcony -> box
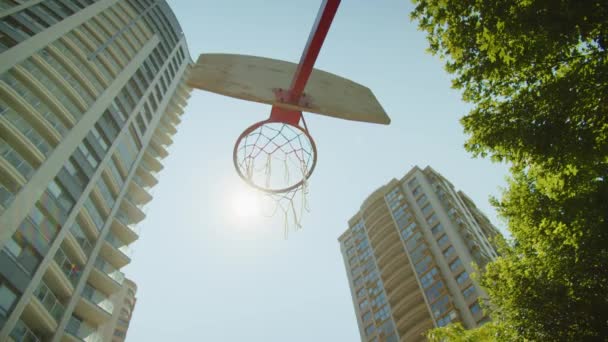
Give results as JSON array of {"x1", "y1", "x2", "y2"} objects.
[
  {"x1": 89, "y1": 257, "x2": 124, "y2": 295},
  {"x1": 62, "y1": 231, "x2": 89, "y2": 266},
  {"x1": 74, "y1": 284, "x2": 113, "y2": 325},
  {"x1": 120, "y1": 197, "x2": 145, "y2": 224},
  {"x1": 46, "y1": 248, "x2": 81, "y2": 298},
  {"x1": 136, "y1": 165, "x2": 158, "y2": 187},
  {"x1": 9, "y1": 320, "x2": 42, "y2": 342},
  {"x1": 63, "y1": 316, "x2": 101, "y2": 342},
  {"x1": 100, "y1": 232, "x2": 131, "y2": 268},
  {"x1": 128, "y1": 179, "x2": 152, "y2": 205},
  {"x1": 21, "y1": 282, "x2": 65, "y2": 334},
  {"x1": 112, "y1": 211, "x2": 139, "y2": 244}
]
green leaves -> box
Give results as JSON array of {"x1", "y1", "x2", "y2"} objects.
[{"x1": 411, "y1": 0, "x2": 608, "y2": 340}]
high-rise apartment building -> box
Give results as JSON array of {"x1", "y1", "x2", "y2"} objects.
[
  {"x1": 100, "y1": 277, "x2": 137, "y2": 341},
  {"x1": 339, "y1": 166, "x2": 502, "y2": 342},
  {"x1": 0, "y1": 1, "x2": 191, "y2": 341}
]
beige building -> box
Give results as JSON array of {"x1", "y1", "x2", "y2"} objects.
[
  {"x1": 0, "y1": 1, "x2": 190, "y2": 341},
  {"x1": 99, "y1": 278, "x2": 136, "y2": 341},
  {"x1": 339, "y1": 166, "x2": 502, "y2": 342}
]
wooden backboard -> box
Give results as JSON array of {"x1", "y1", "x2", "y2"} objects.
[{"x1": 187, "y1": 54, "x2": 390, "y2": 125}]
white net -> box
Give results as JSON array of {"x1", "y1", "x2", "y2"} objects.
[{"x1": 234, "y1": 121, "x2": 316, "y2": 236}]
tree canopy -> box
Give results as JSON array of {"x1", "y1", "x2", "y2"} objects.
[{"x1": 411, "y1": 0, "x2": 608, "y2": 340}]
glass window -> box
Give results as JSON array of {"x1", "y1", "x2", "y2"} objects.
[
  {"x1": 408, "y1": 178, "x2": 418, "y2": 188},
  {"x1": 0, "y1": 283, "x2": 18, "y2": 318},
  {"x1": 414, "y1": 255, "x2": 432, "y2": 275},
  {"x1": 357, "y1": 288, "x2": 366, "y2": 298},
  {"x1": 431, "y1": 223, "x2": 444, "y2": 235},
  {"x1": 401, "y1": 222, "x2": 417, "y2": 240},
  {"x1": 420, "y1": 267, "x2": 438, "y2": 288},
  {"x1": 420, "y1": 204, "x2": 433, "y2": 218},
  {"x1": 424, "y1": 280, "x2": 444, "y2": 302},
  {"x1": 443, "y1": 246, "x2": 455, "y2": 259},
  {"x1": 412, "y1": 186, "x2": 421, "y2": 196},
  {"x1": 362, "y1": 311, "x2": 371, "y2": 322},
  {"x1": 450, "y1": 258, "x2": 462, "y2": 271},
  {"x1": 427, "y1": 213, "x2": 438, "y2": 225},
  {"x1": 83, "y1": 198, "x2": 105, "y2": 230},
  {"x1": 365, "y1": 324, "x2": 375, "y2": 336},
  {"x1": 409, "y1": 243, "x2": 427, "y2": 263},
  {"x1": 405, "y1": 231, "x2": 422, "y2": 251},
  {"x1": 431, "y1": 295, "x2": 450, "y2": 318},
  {"x1": 354, "y1": 276, "x2": 363, "y2": 288},
  {"x1": 359, "y1": 299, "x2": 369, "y2": 310},
  {"x1": 416, "y1": 194, "x2": 428, "y2": 207},
  {"x1": 470, "y1": 302, "x2": 482, "y2": 315},
  {"x1": 437, "y1": 234, "x2": 450, "y2": 248},
  {"x1": 456, "y1": 271, "x2": 470, "y2": 285},
  {"x1": 47, "y1": 180, "x2": 75, "y2": 215},
  {"x1": 463, "y1": 285, "x2": 476, "y2": 298},
  {"x1": 437, "y1": 310, "x2": 457, "y2": 327}
]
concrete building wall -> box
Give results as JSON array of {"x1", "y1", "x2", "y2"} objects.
[
  {"x1": 339, "y1": 166, "x2": 501, "y2": 342},
  {"x1": 0, "y1": 1, "x2": 191, "y2": 340}
]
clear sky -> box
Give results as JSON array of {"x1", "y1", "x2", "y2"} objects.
[{"x1": 124, "y1": 1, "x2": 509, "y2": 341}]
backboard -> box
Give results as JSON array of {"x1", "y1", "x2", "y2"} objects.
[{"x1": 187, "y1": 53, "x2": 390, "y2": 125}]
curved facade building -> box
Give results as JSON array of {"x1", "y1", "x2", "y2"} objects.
[
  {"x1": 0, "y1": 1, "x2": 191, "y2": 341},
  {"x1": 339, "y1": 166, "x2": 501, "y2": 342}
]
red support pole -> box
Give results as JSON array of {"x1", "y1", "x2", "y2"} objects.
[
  {"x1": 270, "y1": 0, "x2": 341, "y2": 125},
  {"x1": 289, "y1": 0, "x2": 341, "y2": 101}
]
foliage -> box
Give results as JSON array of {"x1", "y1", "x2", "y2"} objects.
[{"x1": 411, "y1": 0, "x2": 608, "y2": 340}]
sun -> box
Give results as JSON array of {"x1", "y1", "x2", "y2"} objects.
[{"x1": 231, "y1": 187, "x2": 262, "y2": 220}]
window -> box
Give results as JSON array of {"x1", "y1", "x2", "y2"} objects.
[
  {"x1": 443, "y1": 246, "x2": 455, "y2": 259},
  {"x1": 357, "y1": 288, "x2": 366, "y2": 298},
  {"x1": 437, "y1": 310, "x2": 458, "y2": 327},
  {"x1": 408, "y1": 178, "x2": 418, "y2": 188},
  {"x1": 359, "y1": 299, "x2": 369, "y2": 310},
  {"x1": 412, "y1": 186, "x2": 421, "y2": 196},
  {"x1": 431, "y1": 223, "x2": 444, "y2": 235},
  {"x1": 431, "y1": 295, "x2": 450, "y2": 318},
  {"x1": 362, "y1": 311, "x2": 371, "y2": 322},
  {"x1": 114, "y1": 330, "x2": 126, "y2": 337},
  {"x1": 374, "y1": 305, "x2": 391, "y2": 322},
  {"x1": 437, "y1": 234, "x2": 450, "y2": 248},
  {"x1": 354, "y1": 276, "x2": 363, "y2": 288},
  {"x1": 416, "y1": 194, "x2": 428, "y2": 207},
  {"x1": 463, "y1": 285, "x2": 476, "y2": 298},
  {"x1": 456, "y1": 271, "x2": 470, "y2": 285},
  {"x1": 424, "y1": 280, "x2": 444, "y2": 302},
  {"x1": 409, "y1": 243, "x2": 427, "y2": 263},
  {"x1": 470, "y1": 302, "x2": 482, "y2": 315},
  {"x1": 427, "y1": 213, "x2": 438, "y2": 225},
  {"x1": 365, "y1": 324, "x2": 375, "y2": 336},
  {"x1": 0, "y1": 282, "x2": 19, "y2": 319},
  {"x1": 450, "y1": 258, "x2": 462, "y2": 271},
  {"x1": 405, "y1": 232, "x2": 423, "y2": 252},
  {"x1": 401, "y1": 222, "x2": 417, "y2": 240},
  {"x1": 420, "y1": 267, "x2": 438, "y2": 288},
  {"x1": 421, "y1": 204, "x2": 433, "y2": 216},
  {"x1": 414, "y1": 255, "x2": 432, "y2": 275}
]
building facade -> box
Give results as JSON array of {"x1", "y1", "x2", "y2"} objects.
[
  {"x1": 339, "y1": 166, "x2": 502, "y2": 342},
  {"x1": 99, "y1": 278, "x2": 136, "y2": 341},
  {"x1": 0, "y1": 1, "x2": 190, "y2": 341}
]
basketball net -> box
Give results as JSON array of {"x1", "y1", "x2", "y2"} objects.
[{"x1": 234, "y1": 120, "x2": 316, "y2": 237}]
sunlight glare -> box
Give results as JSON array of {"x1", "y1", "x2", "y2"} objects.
[{"x1": 232, "y1": 187, "x2": 262, "y2": 221}]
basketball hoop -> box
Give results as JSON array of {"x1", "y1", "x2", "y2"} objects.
[
  {"x1": 187, "y1": 0, "x2": 391, "y2": 234},
  {"x1": 233, "y1": 116, "x2": 317, "y2": 235}
]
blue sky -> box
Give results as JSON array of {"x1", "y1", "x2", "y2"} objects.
[{"x1": 124, "y1": 1, "x2": 509, "y2": 341}]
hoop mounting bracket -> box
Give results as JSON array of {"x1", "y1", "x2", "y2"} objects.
[{"x1": 273, "y1": 88, "x2": 313, "y2": 108}]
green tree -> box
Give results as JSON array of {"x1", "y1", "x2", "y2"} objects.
[{"x1": 410, "y1": 0, "x2": 608, "y2": 340}]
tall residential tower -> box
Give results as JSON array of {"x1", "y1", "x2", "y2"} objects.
[
  {"x1": 339, "y1": 166, "x2": 502, "y2": 342},
  {"x1": 0, "y1": 1, "x2": 190, "y2": 340}
]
